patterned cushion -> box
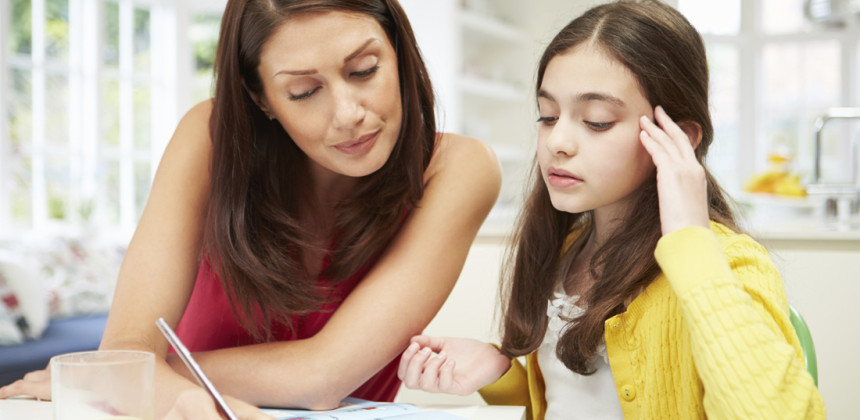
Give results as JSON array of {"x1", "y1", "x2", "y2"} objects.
[{"x1": 0, "y1": 252, "x2": 49, "y2": 345}]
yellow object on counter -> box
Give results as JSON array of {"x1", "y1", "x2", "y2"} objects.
[{"x1": 743, "y1": 171, "x2": 806, "y2": 197}]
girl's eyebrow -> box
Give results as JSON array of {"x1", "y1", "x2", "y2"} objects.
[
  {"x1": 575, "y1": 92, "x2": 626, "y2": 108},
  {"x1": 273, "y1": 38, "x2": 380, "y2": 78},
  {"x1": 537, "y1": 89, "x2": 626, "y2": 108}
]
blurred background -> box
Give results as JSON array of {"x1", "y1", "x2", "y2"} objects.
[{"x1": 0, "y1": 0, "x2": 858, "y2": 417}]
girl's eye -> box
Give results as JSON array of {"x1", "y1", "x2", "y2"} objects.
[
  {"x1": 537, "y1": 116, "x2": 558, "y2": 125},
  {"x1": 585, "y1": 121, "x2": 613, "y2": 131},
  {"x1": 289, "y1": 86, "x2": 320, "y2": 101},
  {"x1": 351, "y1": 65, "x2": 379, "y2": 79}
]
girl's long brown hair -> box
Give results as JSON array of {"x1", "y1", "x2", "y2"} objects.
[
  {"x1": 500, "y1": 0, "x2": 739, "y2": 374},
  {"x1": 206, "y1": 0, "x2": 435, "y2": 339}
]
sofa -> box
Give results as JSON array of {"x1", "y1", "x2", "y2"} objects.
[{"x1": 0, "y1": 313, "x2": 108, "y2": 385}]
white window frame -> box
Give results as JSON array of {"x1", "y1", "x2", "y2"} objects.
[
  {"x1": 694, "y1": 1, "x2": 860, "y2": 192},
  {"x1": 0, "y1": 0, "x2": 223, "y2": 242}
]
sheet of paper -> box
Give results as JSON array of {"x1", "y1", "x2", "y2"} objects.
[{"x1": 260, "y1": 398, "x2": 466, "y2": 420}]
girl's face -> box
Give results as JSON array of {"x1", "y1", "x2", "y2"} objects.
[
  {"x1": 255, "y1": 11, "x2": 402, "y2": 181},
  {"x1": 536, "y1": 44, "x2": 655, "y2": 221}
]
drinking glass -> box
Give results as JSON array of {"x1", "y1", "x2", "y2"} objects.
[{"x1": 51, "y1": 350, "x2": 155, "y2": 420}]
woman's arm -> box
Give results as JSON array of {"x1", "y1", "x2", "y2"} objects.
[
  {"x1": 181, "y1": 133, "x2": 502, "y2": 409},
  {"x1": 98, "y1": 100, "x2": 219, "y2": 415}
]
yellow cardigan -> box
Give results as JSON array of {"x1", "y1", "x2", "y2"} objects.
[{"x1": 479, "y1": 222, "x2": 825, "y2": 419}]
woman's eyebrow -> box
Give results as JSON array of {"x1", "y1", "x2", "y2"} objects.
[
  {"x1": 273, "y1": 38, "x2": 380, "y2": 78},
  {"x1": 343, "y1": 38, "x2": 379, "y2": 63}
]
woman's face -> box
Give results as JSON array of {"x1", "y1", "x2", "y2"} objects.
[
  {"x1": 536, "y1": 44, "x2": 655, "y2": 220},
  {"x1": 255, "y1": 11, "x2": 402, "y2": 181}
]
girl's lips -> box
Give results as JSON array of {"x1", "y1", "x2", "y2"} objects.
[
  {"x1": 547, "y1": 167, "x2": 583, "y2": 188},
  {"x1": 335, "y1": 130, "x2": 380, "y2": 155}
]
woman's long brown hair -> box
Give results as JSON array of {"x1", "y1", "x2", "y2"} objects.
[
  {"x1": 206, "y1": 0, "x2": 435, "y2": 340},
  {"x1": 500, "y1": 0, "x2": 739, "y2": 374}
]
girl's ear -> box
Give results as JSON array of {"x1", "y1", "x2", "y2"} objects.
[{"x1": 678, "y1": 121, "x2": 703, "y2": 149}]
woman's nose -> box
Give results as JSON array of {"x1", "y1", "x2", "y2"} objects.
[{"x1": 331, "y1": 84, "x2": 366, "y2": 130}]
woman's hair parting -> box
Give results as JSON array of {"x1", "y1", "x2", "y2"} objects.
[{"x1": 499, "y1": 0, "x2": 738, "y2": 374}]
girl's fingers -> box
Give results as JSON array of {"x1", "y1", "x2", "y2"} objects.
[
  {"x1": 654, "y1": 106, "x2": 697, "y2": 158},
  {"x1": 439, "y1": 359, "x2": 456, "y2": 393},
  {"x1": 654, "y1": 106, "x2": 687, "y2": 141},
  {"x1": 418, "y1": 352, "x2": 448, "y2": 392},
  {"x1": 401, "y1": 346, "x2": 434, "y2": 389},
  {"x1": 397, "y1": 341, "x2": 420, "y2": 380}
]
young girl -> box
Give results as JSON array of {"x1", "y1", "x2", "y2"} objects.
[
  {"x1": 0, "y1": 0, "x2": 500, "y2": 418},
  {"x1": 398, "y1": 1, "x2": 825, "y2": 419}
]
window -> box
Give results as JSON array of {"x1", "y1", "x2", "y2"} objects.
[
  {"x1": 678, "y1": 0, "x2": 860, "y2": 193},
  {"x1": 0, "y1": 0, "x2": 222, "y2": 239}
]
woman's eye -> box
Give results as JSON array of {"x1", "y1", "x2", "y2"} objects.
[
  {"x1": 585, "y1": 121, "x2": 613, "y2": 131},
  {"x1": 289, "y1": 86, "x2": 320, "y2": 101},
  {"x1": 537, "y1": 116, "x2": 558, "y2": 125},
  {"x1": 351, "y1": 65, "x2": 379, "y2": 79}
]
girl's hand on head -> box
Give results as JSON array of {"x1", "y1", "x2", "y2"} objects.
[
  {"x1": 397, "y1": 335, "x2": 510, "y2": 396},
  {"x1": 163, "y1": 388, "x2": 275, "y2": 420},
  {"x1": 639, "y1": 106, "x2": 710, "y2": 236},
  {"x1": 0, "y1": 367, "x2": 52, "y2": 401}
]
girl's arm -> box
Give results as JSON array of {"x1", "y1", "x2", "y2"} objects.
[
  {"x1": 656, "y1": 226, "x2": 825, "y2": 419},
  {"x1": 641, "y1": 106, "x2": 825, "y2": 419},
  {"x1": 398, "y1": 336, "x2": 512, "y2": 396},
  {"x1": 176, "y1": 132, "x2": 502, "y2": 410}
]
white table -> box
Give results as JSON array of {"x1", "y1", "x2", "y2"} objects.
[{"x1": 0, "y1": 399, "x2": 526, "y2": 420}]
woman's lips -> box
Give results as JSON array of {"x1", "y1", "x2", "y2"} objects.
[
  {"x1": 335, "y1": 130, "x2": 380, "y2": 155},
  {"x1": 547, "y1": 167, "x2": 583, "y2": 188}
]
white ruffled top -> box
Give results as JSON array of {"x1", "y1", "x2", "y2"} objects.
[{"x1": 537, "y1": 291, "x2": 623, "y2": 420}]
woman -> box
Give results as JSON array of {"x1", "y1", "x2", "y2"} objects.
[{"x1": 0, "y1": 0, "x2": 501, "y2": 418}]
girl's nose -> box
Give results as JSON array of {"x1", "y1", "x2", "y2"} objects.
[
  {"x1": 331, "y1": 84, "x2": 366, "y2": 130},
  {"x1": 545, "y1": 121, "x2": 577, "y2": 157}
]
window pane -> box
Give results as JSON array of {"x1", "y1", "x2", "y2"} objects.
[
  {"x1": 8, "y1": 0, "x2": 32, "y2": 56},
  {"x1": 762, "y1": 42, "x2": 838, "y2": 111},
  {"x1": 134, "y1": 161, "x2": 151, "y2": 220},
  {"x1": 191, "y1": 13, "x2": 221, "y2": 102},
  {"x1": 45, "y1": 0, "x2": 70, "y2": 61},
  {"x1": 102, "y1": 160, "x2": 120, "y2": 225},
  {"x1": 763, "y1": 110, "x2": 800, "y2": 162},
  {"x1": 104, "y1": 1, "x2": 119, "y2": 68},
  {"x1": 763, "y1": 0, "x2": 808, "y2": 33},
  {"x1": 10, "y1": 157, "x2": 33, "y2": 226},
  {"x1": 803, "y1": 42, "x2": 840, "y2": 108},
  {"x1": 678, "y1": 0, "x2": 740, "y2": 35},
  {"x1": 46, "y1": 73, "x2": 69, "y2": 146},
  {"x1": 134, "y1": 8, "x2": 151, "y2": 71},
  {"x1": 102, "y1": 79, "x2": 120, "y2": 147},
  {"x1": 763, "y1": 44, "x2": 802, "y2": 110},
  {"x1": 705, "y1": 44, "x2": 740, "y2": 190},
  {"x1": 7, "y1": 68, "x2": 32, "y2": 148},
  {"x1": 856, "y1": 41, "x2": 860, "y2": 106},
  {"x1": 46, "y1": 156, "x2": 70, "y2": 220},
  {"x1": 134, "y1": 84, "x2": 150, "y2": 149}
]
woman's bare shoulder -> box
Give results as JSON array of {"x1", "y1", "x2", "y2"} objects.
[{"x1": 426, "y1": 132, "x2": 501, "y2": 181}]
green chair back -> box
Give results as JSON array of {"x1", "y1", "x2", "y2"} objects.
[{"x1": 789, "y1": 304, "x2": 818, "y2": 387}]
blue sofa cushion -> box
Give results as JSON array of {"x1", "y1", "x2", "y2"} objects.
[{"x1": 0, "y1": 313, "x2": 108, "y2": 386}]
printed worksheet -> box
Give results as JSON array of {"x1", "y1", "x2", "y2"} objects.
[{"x1": 261, "y1": 398, "x2": 466, "y2": 420}]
